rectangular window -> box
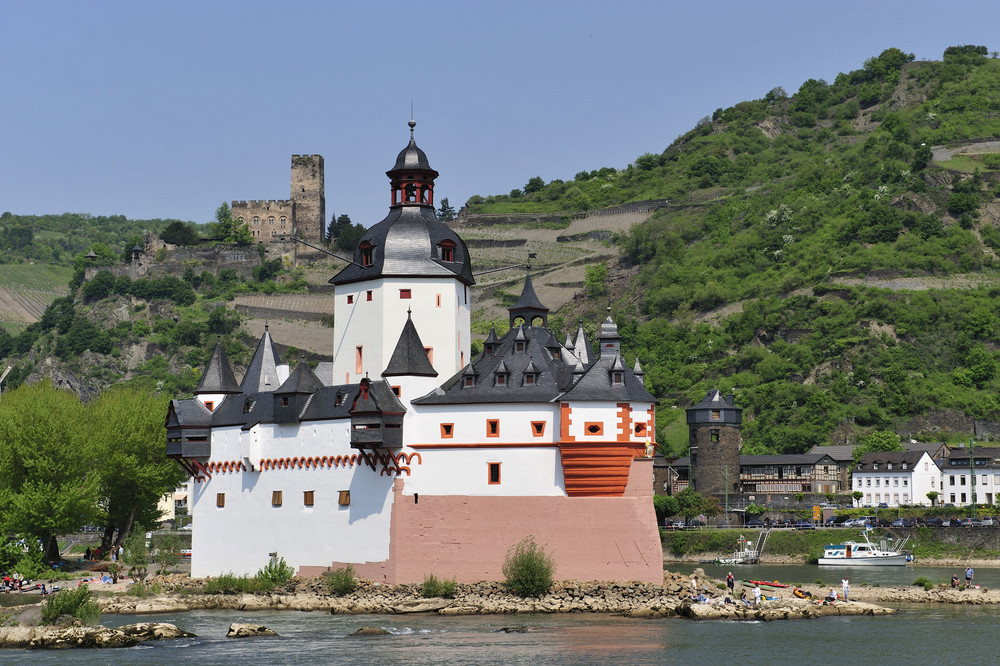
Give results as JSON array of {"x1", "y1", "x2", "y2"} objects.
[
  {"x1": 488, "y1": 462, "x2": 501, "y2": 485},
  {"x1": 347, "y1": 294, "x2": 354, "y2": 304},
  {"x1": 304, "y1": 490, "x2": 314, "y2": 507},
  {"x1": 894, "y1": 478, "x2": 899, "y2": 486},
  {"x1": 366, "y1": 290, "x2": 373, "y2": 301},
  {"x1": 950, "y1": 476, "x2": 956, "y2": 486},
  {"x1": 356, "y1": 346, "x2": 363, "y2": 374},
  {"x1": 961, "y1": 493, "x2": 967, "y2": 503},
  {"x1": 903, "y1": 479, "x2": 908, "y2": 486},
  {"x1": 711, "y1": 410, "x2": 721, "y2": 419},
  {"x1": 436, "y1": 293, "x2": 441, "y2": 307},
  {"x1": 391, "y1": 385, "x2": 401, "y2": 397},
  {"x1": 866, "y1": 478, "x2": 871, "y2": 487},
  {"x1": 950, "y1": 493, "x2": 956, "y2": 503},
  {"x1": 961, "y1": 476, "x2": 967, "y2": 486},
  {"x1": 903, "y1": 493, "x2": 908, "y2": 503},
  {"x1": 865, "y1": 493, "x2": 871, "y2": 504},
  {"x1": 338, "y1": 490, "x2": 351, "y2": 506},
  {"x1": 400, "y1": 289, "x2": 412, "y2": 299},
  {"x1": 440, "y1": 423, "x2": 454, "y2": 438},
  {"x1": 487, "y1": 419, "x2": 499, "y2": 437},
  {"x1": 584, "y1": 422, "x2": 604, "y2": 436},
  {"x1": 204, "y1": 400, "x2": 214, "y2": 412},
  {"x1": 875, "y1": 479, "x2": 880, "y2": 487},
  {"x1": 216, "y1": 493, "x2": 225, "y2": 508},
  {"x1": 531, "y1": 421, "x2": 546, "y2": 437},
  {"x1": 272, "y1": 491, "x2": 283, "y2": 507}
]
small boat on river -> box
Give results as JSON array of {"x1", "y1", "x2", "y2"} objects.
[
  {"x1": 818, "y1": 530, "x2": 912, "y2": 566},
  {"x1": 712, "y1": 532, "x2": 770, "y2": 565}
]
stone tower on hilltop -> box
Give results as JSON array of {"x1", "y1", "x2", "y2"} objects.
[
  {"x1": 687, "y1": 389, "x2": 742, "y2": 495},
  {"x1": 231, "y1": 154, "x2": 325, "y2": 246},
  {"x1": 291, "y1": 155, "x2": 325, "y2": 245}
]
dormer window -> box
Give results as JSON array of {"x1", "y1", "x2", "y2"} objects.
[
  {"x1": 496, "y1": 373, "x2": 507, "y2": 386},
  {"x1": 484, "y1": 343, "x2": 495, "y2": 355},
  {"x1": 440, "y1": 239, "x2": 456, "y2": 262},
  {"x1": 360, "y1": 241, "x2": 373, "y2": 267},
  {"x1": 887, "y1": 463, "x2": 893, "y2": 470},
  {"x1": 612, "y1": 372, "x2": 623, "y2": 384},
  {"x1": 515, "y1": 341, "x2": 525, "y2": 352},
  {"x1": 524, "y1": 373, "x2": 536, "y2": 385},
  {"x1": 464, "y1": 375, "x2": 475, "y2": 388},
  {"x1": 873, "y1": 463, "x2": 879, "y2": 470}
]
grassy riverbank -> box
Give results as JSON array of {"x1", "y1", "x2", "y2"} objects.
[{"x1": 661, "y1": 528, "x2": 1000, "y2": 562}]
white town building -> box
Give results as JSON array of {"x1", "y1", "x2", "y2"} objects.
[
  {"x1": 852, "y1": 451, "x2": 939, "y2": 507},
  {"x1": 165, "y1": 122, "x2": 661, "y2": 584}
]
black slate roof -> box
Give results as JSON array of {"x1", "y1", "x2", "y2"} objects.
[
  {"x1": 855, "y1": 450, "x2": 930, "y2": 471},
  {"x1": 329, "y1": 206, "x2": 474, "y2": 286},
  {"x1": 275, "y1": 360, "x2": 325, "y2": 395},
  {"x1": 383, "y1": 313, "x2": 438, "y2": 377},
  {"x1": 240, "y1": 325, "x2": 281, "y2": 393},
  {"x1": 195, "y1": 340, "x2": 242, "y2": 394}
]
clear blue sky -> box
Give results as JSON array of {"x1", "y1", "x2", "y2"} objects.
[{"x1": 2, "y1": 1, "x2": 998, "y2": 228}]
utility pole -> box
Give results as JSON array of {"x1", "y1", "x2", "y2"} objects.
[
  {"x1": 724, "y1": 464, "x2": 729, "y2": 526},
  {"x1": 970, "y1": 437, "x2": 977, "y2": 520}
]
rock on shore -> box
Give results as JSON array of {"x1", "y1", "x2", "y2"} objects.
[{"x1": 0, "y1": 622, "x2": 193, "y2": 649}]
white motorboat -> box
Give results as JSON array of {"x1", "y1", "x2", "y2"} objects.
[{"x1": 818, "y1": 530, "x2": 912, "y2": 566}]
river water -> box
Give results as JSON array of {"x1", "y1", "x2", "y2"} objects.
[{"x1": 5, "y1": 599, "x2": 1000, "y2": 665}]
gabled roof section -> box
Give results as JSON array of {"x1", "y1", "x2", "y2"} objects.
[
  {"x1": 350, "y1": 378, "x2": 406, "y2": 415},
  {"x1": 572, "y1": 320, "x2": 594, "y2": 365},
  {"x1": 195, "y1": 340, "x2": 242, "y2": 394},
  {"x1": 240, "y1": 325, "x2": 281, "y2": 393},
  {"x1": 275, "y1": 360, "x2": 324, "y2": 394},
  {"x1": 855, "y1": 450, "x2": 930, "y2": 471},
  {"x1": 558, "y1": 350, "x2": 656, "y2": 403},
  {"x1": 383, "y1": 312, "x2": 438, "y2": 377}
]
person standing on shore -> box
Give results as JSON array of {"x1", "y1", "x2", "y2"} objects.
[
  {"x1": 690, "y1": 575, "x2": 698, "y2": 596},
  {"x1": 841, "y1": 577, "x2": 849, "y2": 601},
  {"x1": 726, "y1": 571, "x2": 735, "y2": 595},
  {"x1": 965, "y1": 566, "x2": 974, "y2": 589},
  {"x1": 753, "y1": 583, "x2": 761, "y2": 606}
]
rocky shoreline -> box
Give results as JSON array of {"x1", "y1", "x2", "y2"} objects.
[{"x1": 92, "y1": 570, "x2": 892, "y2": 620}]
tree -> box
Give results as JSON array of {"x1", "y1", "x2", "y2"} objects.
[
  {"x1": 160, "y1": 221, "x2": 200, "y2": 246},
  {"x1": 927, "y1": 491, "x2": 939, "y2": 507},
  {"x1": 852, "y1": 430, "x2": 903, "y2": 465},
  {"x1": 436, "y1": 197, "x2": 457, "y2": 222},
  {"x1": 0, "y1": 381, "x2": 99, "y2": 561},
  {"x1": 88, "y1": 387, "x2": 187, "y2": 555},
  {"x1": 584, "y1": 263, "x2": 608, "y2": 297},
  {"x1": 674, "y1": 486, "x2": 720, "y2": 522},
  {"x1": 524, "y1": 176, "x2": 545, "y2": 194},
  {"x1": 210, "y1": 202, "x2": 252, "y2": 246},
  {"x1": 852, "y1": 490, "x2": 864, "y2": 506},
  {"x1": 653, "y1": 494, "x2": 680, "y2": 523}
]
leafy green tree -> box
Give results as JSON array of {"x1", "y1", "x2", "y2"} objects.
[
  {"x1": 584, "y1": 263, "x2": 608, "y2": 297},
  {"x1": 160, "y1": 221, "x2": 200, "y2": 245},
  {"x1": 524, "y1": 176, "x2": 545, "y2": 194},
  {"x1": 852, "y1": 430, "x2": 904, "y2": 464},
  {"x1": 927, "y1": 491, "x2": 939, "y2": 506},
  {"x1": 852, "y1": 491, "x2": 864, "y2": 506},
  {"x1": 0, "y1": 381, "x2": 99, "y2": 561},
  {"x1": 88, "y1": 387, "x2": 187, "y2": 554},
  {"x1": 436, "y1": 197, "x2": 457, "y2": 222},
  {"x1": 210, "y1": 202, "x2": 252, "y2": 245},
  {"x1": 653, "y1": 494, "x2": 680, "y2": 522}
]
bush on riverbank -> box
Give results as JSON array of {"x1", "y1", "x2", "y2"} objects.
[
  {"x1": 421, "y1": 574, "x2": 457, "y2": 598},
  {"x1": 324, "y1": 565, "x2": 358, "y2": 596},
  {"x1": 502, "y1": 536, "x2": 554, "y2": 597},
  {"x1": 201, "y1": 573, "x2": 275, "y2": 594},
  {"x1": 42, "y1": 586, "x2": 99, "y2": 625}
]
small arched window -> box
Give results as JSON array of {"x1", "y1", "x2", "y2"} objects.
[
  {"x1": 268, "y1": 217, "x2": 275, "y2": 225},
  {"x1": 440, "y1": 239, "x2": 456, "y2": 262},
  {"x1": 360, "y1": 241, "x2": 373, "y2": 267}
]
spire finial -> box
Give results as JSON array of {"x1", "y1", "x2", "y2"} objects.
[{"x1": 409, "y1": 104, "x2": 416, "y2": 139}]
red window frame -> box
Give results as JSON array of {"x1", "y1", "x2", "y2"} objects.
[
  {"x1": 487, "y1": 419, "x2": 500, "y2": 437},
  {"x1": 488, "y1": 462, "x2": 501, "y2": 485}
]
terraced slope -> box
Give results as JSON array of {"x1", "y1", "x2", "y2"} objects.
[{"x1": 0, "y1": 264, "x2": 73, "y2": 333}]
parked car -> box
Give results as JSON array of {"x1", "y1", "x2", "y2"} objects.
[
  {"x1": 746, "y1": 519, "x2": 766, "y2": 528},
  {"x1": 665, "y1": 521, "x2": 685, "y2": 530},
  {"x1": 793, "y1": 520, "x2": 816, "y2": 530},
  {"x1": 891, "y1": 518, "x2": 911, "y2": 528},
  {"x1": 924, "y1": 517, "x2": 945, "y2": 527},
  {"x1": 980, "y1": 517, "x2": 996, "y2": 527},
  {"x1": 878, "y1": 503, "x2": 889, "y2": 509},
  {"x1": 843, "y1": 516, "x2": 875, "y2": 528},
  {"x1": 959, "y1": 518, "x2": 983, "y2": 527}
]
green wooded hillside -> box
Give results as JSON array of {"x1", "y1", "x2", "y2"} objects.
[{"x1": 469, "y1": 46, "x2": 1000, "y2": 455}]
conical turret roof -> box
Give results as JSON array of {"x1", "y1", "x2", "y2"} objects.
[{"x1": 195, "y1": 340, "x2": 241, "y2": 394}]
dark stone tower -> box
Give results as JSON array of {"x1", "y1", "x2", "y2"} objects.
[
  {"x1": 290, "y1": 154, "x2": 325, "y2": 245},
  {"x1": 687, "y1": 389, "x2": 742, "y2": 495}
]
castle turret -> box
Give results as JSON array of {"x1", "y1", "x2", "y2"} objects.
[
  {"x1": 687, "y1": 389, "x2": 743, "y2": 495},
  {"x1": 329, "y1": 120, "x2": 474, "y2": 384}
]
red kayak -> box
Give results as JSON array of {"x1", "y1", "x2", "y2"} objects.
[{"x1": 748, "y1": 579, "x2": 790, "y2": 588}]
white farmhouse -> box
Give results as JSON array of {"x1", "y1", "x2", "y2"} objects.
[
  {"x1": 940, "y1": 446, "x2": 1000, "y2": 507},
  {"x1": 165, "y1": 122, "x2": 661, "y2": 584}
]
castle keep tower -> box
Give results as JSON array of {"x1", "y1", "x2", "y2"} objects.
[
  {"x1": 291, "y1": 154, "x2": 325, "y2": 245},
  {"x1": 687, "y1": 389, "x2": 742, "y2": 495},
  {"x1": 231, "y1": 154, "x2": 325, "y2": 246}
]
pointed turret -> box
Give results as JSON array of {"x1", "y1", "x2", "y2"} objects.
[
  {"x1": 597, "y1": 309, "x2": 622, "y2": 357},
  {"x1": 633, "y1": 357, "x2": 645, "y2": 377},
  {"x1": 241, "y1": 324, "x2": 282, "y2": 393},
  {"x1": 383, "y1": 311, "x2": 438, "y2": 377},
  {"x1": 195, "y1": 340, "x2": 241, "y2": 395},
  {"x1": 508, "y1": 273, "x2": 549, "y2": 328},
  {"x1": 573, "y1": 320, "x2": 594, "y2": 365}
]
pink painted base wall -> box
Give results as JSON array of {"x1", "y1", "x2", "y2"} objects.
[{"x1": 301, "y1": 458, "x2": 662, "y2": 585}]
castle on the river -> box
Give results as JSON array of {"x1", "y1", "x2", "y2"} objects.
[{"x1": 165, "y1": 122, "x2": 661, "y2": 584}]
